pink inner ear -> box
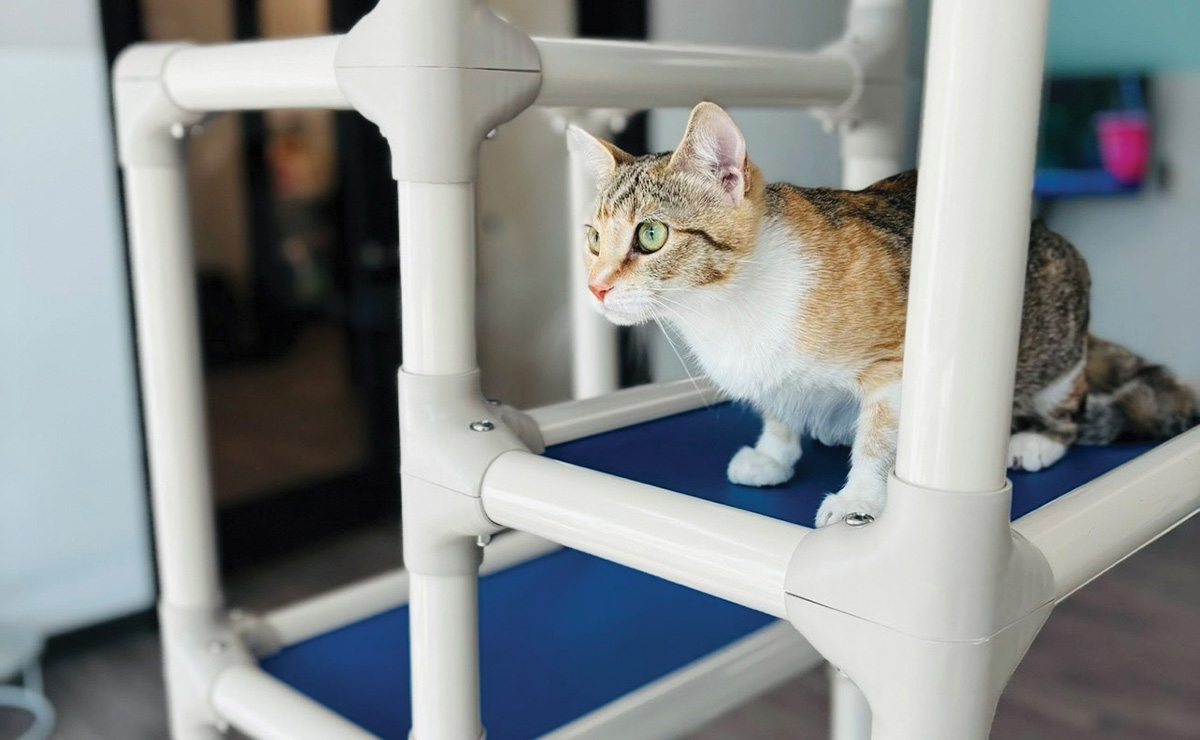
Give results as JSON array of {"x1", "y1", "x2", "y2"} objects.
[{"x1": 721, "y1": 169, "x2": 740, "y2": 193}]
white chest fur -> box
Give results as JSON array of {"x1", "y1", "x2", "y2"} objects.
[{"x1": 666, "y1": 218, "x2": 861, "y2": 445}]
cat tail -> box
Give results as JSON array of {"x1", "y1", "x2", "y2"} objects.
[{"x1": 1078, "y1": 334, "x2": 1200, "y2": 444}]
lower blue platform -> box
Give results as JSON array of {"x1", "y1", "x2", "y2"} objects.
[{"x1": 263, "y1": 403, "x2": 1154, "y2": 739}]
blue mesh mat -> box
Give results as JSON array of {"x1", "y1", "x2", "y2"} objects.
[{"x1": 263, "y1": 402, "x2": 1154, "y2": 739}]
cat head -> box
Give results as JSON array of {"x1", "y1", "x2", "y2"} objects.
[{"x1": 566, "y1": 102, "x2": 765, "y2": 326}]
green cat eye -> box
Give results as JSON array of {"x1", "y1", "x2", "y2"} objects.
[
  {"x1": 586, "y1": 225, "x2": 600, "y2": 255},
  {"x1": 636, "y1": 220, "x2": 668, "y2": 253}
]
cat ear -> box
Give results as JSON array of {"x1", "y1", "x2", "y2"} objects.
[
  {"x1": 668, "y1": 102, "x2": 748, "y2": 206},
  {"x1": 566, "y1": 124, "x2": 633, "y2": 181}
]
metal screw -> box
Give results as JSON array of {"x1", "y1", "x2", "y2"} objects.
[
  {"x1": 169, "y1": 122, "x2": 187, "y2": 139},
  {"x1": 842, "y1": 512, "x2": 875, "y2": 527},
  {"x1": 207, "y1": 639, "x2": 228, "y2": 654},
  {"x1": 485, "y1": 128, "x2": 498, "y2": 140},
  {"x1": 469, "y1": 420, "x2": 495, "y2": 432},
  {"x1": 477, "y1": 534, "x2": 492, "y2": 547},
  {"x1": 486, "y1": 398, "x2": 502, "y2": 406}
]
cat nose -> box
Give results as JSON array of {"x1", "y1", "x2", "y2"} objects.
[{"x1": 589, "y1": 283, "x2": 611, "y2": 302}]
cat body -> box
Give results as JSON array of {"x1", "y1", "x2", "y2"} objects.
[{"x1": 568, "y1": 102, "x2": 1197, "y2": 526}]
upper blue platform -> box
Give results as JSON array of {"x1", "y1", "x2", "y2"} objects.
[{"x1": 263, "y1": 402, "x2": 1154, "y2": 739}]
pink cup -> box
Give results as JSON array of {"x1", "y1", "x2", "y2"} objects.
[{"x1": 1095, "y1": 111, "x2": 1150, "y2": 184}]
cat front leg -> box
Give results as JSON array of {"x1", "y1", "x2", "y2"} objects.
[
  {"x1": 815, "y1": 379, "x2": 900, "y2": 527},
  {"x1": 727, "y1": 417, "x2": 801, "y2": 487}
]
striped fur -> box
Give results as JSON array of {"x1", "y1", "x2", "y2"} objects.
[{"x1": 568, "y1": 103, "x2": 1197, "y2": 526}]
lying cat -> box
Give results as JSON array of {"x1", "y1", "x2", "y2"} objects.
[{"x1": 567, "y1": 101, "x2": 1197, "y2": 527}]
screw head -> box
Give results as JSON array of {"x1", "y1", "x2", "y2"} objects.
[
  {"x1": 486, "y1": 398, "x2": 502, "y2": 406},
  {"x1": 477, "y1": 534, "x2": 492, "y2": 547},
  {"x1": 842, "y1": 512, "x2": 875, "y2": 527},
  {"x1": 469, "y1": 420, "x2": 495, "y2": 432},
  {"x1": 169, "y1": 122, "x2": 187, "y2": 139}
]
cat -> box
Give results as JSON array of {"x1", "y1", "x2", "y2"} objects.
[{"x1": 567, "y1": 101, "x2": 1198, "y2": 528}]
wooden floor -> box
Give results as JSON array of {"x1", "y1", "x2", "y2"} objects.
[{"x1": 21, "y1": 516, "x2": 1199, "y2": 740}]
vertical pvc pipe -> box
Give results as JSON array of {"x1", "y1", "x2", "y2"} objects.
[
  {"x1": 840, "y1": 110, "x2": 906, "y2": 190},
  {"x1": 568, "y1": 141, "x2": 619, "y2": 399},
  {"x1": 123, "y1": 164, "x2": 223, "y2": 610},
  {"x1": 829, "y1": 666, "x2": 873, "y2": 740},
  {"x1": 409, "y1": 572, "x2": 483, "y2": 740},
  {"x1": 398, "y1": 182, "x2": 477, "y2": 376},
  {"x1": 894, "y1": 0, "x2": 1050, "y2": 492}
]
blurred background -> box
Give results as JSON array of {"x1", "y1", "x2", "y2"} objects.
[{"x1": 0, "y1": 0, "x2": 1197, "y2": 738}]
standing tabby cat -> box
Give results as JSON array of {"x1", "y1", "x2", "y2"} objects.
[{"x1": 567, "y1": 102, "x2": 1197, "y2": 527}]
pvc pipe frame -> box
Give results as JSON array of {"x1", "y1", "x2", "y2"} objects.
[
  {"x1": 158, "y1": 35, "x2": 858, "y2": 114},
  {"x1": 113, "y1": 1, "x2": 1200, "y2": 739}
]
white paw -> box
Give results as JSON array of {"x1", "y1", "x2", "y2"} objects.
[
  {"x1": 814, "y1": 483, "x2": 886, "y2": 528},
  {"x1": 727, "y1": 446, "x2": 794, "y2": 487},
  {"x1": 1007, "y1": 432, "x2": 1067, "y2": 472}
]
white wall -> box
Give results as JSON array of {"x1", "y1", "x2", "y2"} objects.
[
  {"x1": 1045, "y1": 74, "x2": 1200, "y2": 388},
  {"x1": 0, "y1": 0, "x2": 155, "y2": 633}
]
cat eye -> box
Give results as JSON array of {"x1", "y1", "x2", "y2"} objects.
[
  {"x1": 635, "y1": 220, "x2": 668, "y2": 253},
  {"x1": 585, "y1": 225, "x2": 600, "y2": 255}
]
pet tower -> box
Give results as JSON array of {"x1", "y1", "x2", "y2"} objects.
[{"x1": 112, "y1": 0, "x2": 1200, "y2": 738}]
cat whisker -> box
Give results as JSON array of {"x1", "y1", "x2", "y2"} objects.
[{"x1": 651, "y1": 316, "x2": 712, "y2": 408}]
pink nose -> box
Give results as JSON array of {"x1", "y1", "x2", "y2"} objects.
[{"x1": 589, "y1": 283, "x2": 611, "y2": 302}]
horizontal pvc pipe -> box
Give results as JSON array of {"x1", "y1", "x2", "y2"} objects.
[
  {"x1": 1013, "y1": 428, "x2": 1200, "y2": 601},
  {"x1": 535, "y1": 38, "x2": 856, "y2": 109},
  {"x1": 154, "y1": 35, "x2": 854, "y2": 114},
  {"x1": 526, "y1": 379, "x2": 719, "y2": 446},
  {"x1": 482, "y1": 451, "x2": 810, "y2": 618},
  {"x1": 212, "y1": 665, "x2": 378, "y2": 739},
  {"x1": 164, "y1": 36, "x2": 350, "y2": 111},
  {"x1": 259, "y1": 532, "x2": 560, "y2": 650},
  {"x1": 543, "y1": 621, "x2": 823, "y2": 740}
]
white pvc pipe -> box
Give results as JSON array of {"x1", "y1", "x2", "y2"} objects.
[
  {"x1": 568, "y1": 131, "x2": 620, "y2": 399},
  {"x1": 1013, "y1": 428, "x2": 1200, "y2": 601},
  {"x1": 527, "y1": 378, "x2": 717, "y2": 446},
  {"x1": 123, "y1": 165, "x2": 222, "y2": 610},
  {"x1": 482, "y1": 451, "x2": 810, "y2": 619},
  {"x1": 535, "y1": 38, "x2": 856, "y2": 109},
  {"x1": 212, "y1": 665, "x2": 378, "y2": 739},
  {"x1": 840, "y1": 99, "x2": 906, "y2": 191},
  {"x1": 409, "y1": 573, "x2": 484, "y2": 740},
  {"x1": 149, "y1": 35, "x2": 855, "y2": 115},
  {"x1": 398, "y1": 182, "x2": 477, "y2": 376},
  {"x1": 894, "y1": 0, "x2": 1050, "y2": 492},
  {"x1": 260, "y1": 532, "x2": 560, "y2": 650},
  {"x1": 165, "y1": 36, "x2": 349, "y2": 111},
  {"x1": 829, "y1": 666, "x2": 873, "y2": 740},
  {"x1": 543, "y1": 621, "x2": 824, "y2": 740}
]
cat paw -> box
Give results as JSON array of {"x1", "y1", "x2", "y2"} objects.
[
  {"x1": 727, "y1": 446, "x2": 793, "y2": 487},
  {"x1": 814, "y1": 484, "x2": 886, "y2": 528},
  {"x1": 1007, "y1": 432, "x2": 1067, "y2": 472}
]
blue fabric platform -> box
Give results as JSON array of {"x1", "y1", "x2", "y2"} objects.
[{"x1": 263, "y1": 403, "x2": 1154, "y2": 739}]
